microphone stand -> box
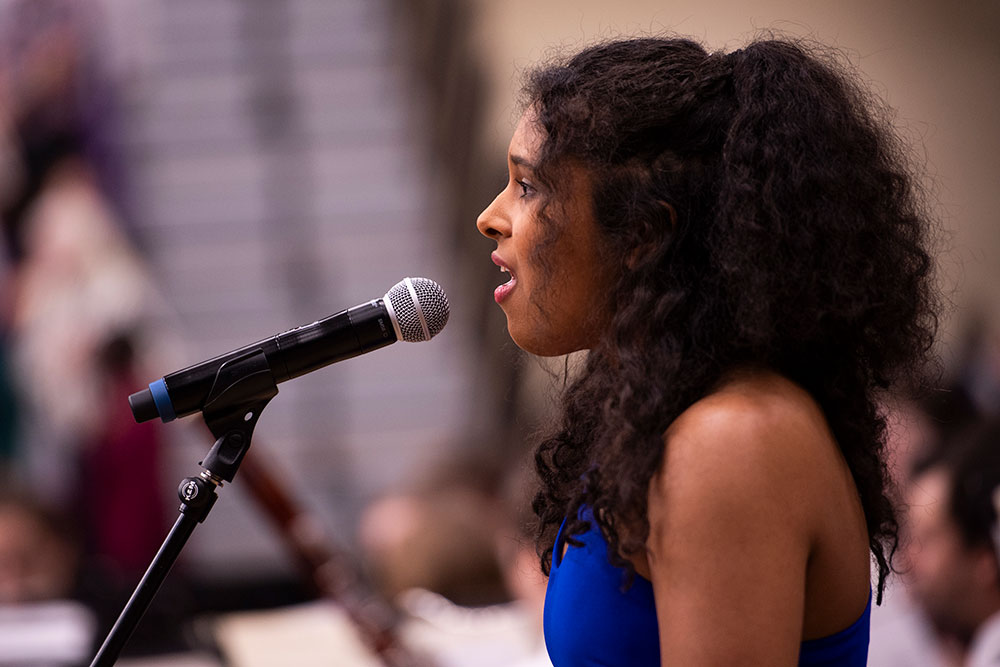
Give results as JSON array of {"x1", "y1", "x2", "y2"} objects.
[{"x1": 90, "y1": 349, "x2": 278, "y2": 666}]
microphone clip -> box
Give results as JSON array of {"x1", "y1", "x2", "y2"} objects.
[{"x1": 199, "y1": 347, "x2": 279, "y2": 483}]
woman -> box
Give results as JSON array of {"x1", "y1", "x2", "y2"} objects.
[{"x1": 476, "y1": 37, "x2": 937, "y2": 665}]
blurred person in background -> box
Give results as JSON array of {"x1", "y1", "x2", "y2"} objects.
[
  {"x1": 0, "y1": 483, "x2": 191, "y2": 662},
  {"x1": 870, "y1": 379, "x2": 984, "y2": 666},
  {"x1": 903, "y1": 417, "x2": 1000, "y2": 666},
  {"x1": 0, "y1": 0, "x2": 128, "y2": 265},
  {"x1": 359, "y1": 455, "x2": 508, "y2": 608},
  {"x1": 0, "y1": 0, "x2": 167, "y2": 575},
  {"x1": 7, "y1": 155, "x2": 167, "y2": 555},
  {"x1": 0, "y1": 491, "x2": 80, "y2": 607},
  {"x1": 0, "y1": 2, "x2": 184, "y2": 656},
  {"x1": 0, "y1": 0, "x2": 139, "y2": 494},
  {"x1": 0, "y1": 489, "x2": 95, "y2": 665},
  {"x1": 476, "y1": 36, "x2": 938, "y2": 665},
  {"x1": 80, "y1": 332, "x2": 166, "y2": 576},
  {"x1": 3, "y1": 151, "x2": 195, "y2": 661},
  {"x1": 358, "y1": 452, "x2": 552, "y2": 667}
]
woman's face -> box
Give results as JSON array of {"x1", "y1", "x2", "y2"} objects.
[{"x1": 476, "y1": 113, "x2": 612, "y2": 356}]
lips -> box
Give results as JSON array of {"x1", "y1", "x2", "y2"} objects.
[{"x1": 491, "y1": 252, "x2": 516, "y2": 304}]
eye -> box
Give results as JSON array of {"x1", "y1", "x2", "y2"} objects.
[{"x1": 516, "y1": 179, "x2": 535, "y2": 198}]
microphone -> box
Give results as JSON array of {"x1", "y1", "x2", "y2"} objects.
[{"x1": 128, "y1": 277, "x2": 449, "y2": 423}]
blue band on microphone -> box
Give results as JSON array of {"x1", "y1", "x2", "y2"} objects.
[{"x1": 148, "y1": 378, "x2": 176, "y2": 422}]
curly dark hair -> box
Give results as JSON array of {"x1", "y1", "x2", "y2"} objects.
[{"x1": 524, "y1": 36, "x2": 938, "y2": 603}]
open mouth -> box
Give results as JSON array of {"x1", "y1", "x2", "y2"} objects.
[{"x1": 491, "y1": 252, "x2": 516, "y2": 304}]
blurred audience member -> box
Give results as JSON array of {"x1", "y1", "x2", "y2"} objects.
[
  {"x1": 0, "y1": 489, "x2": 95, "y2": 664},
  {"x1": 0, "y1": 490, "x2": 79, "y2": 603},
  {"x1": 0, "y1": 0, "x2": 129, "y2": 264},
  {"x1": 8, "y1": 158, "x2": 161, "y2": 509},
  {"x1": 903, "y1": 418, "x2": 1000, "y2": 666},
  {"x1": 360, "y1": 484, "x2": 507, "y2": 606},
  {"x1": 870, "y1": 391, "x2": 961, "y2": 666},
  {"x1": 358, "y1": 452, "x2": 551, "y2": 667},
  {"x1": 0, "y1": 0, "x2": 163, "y2": 565},
  {"x1": 871, "y1": 320, "x2": 998, "y2": 667},
  {"x1": 80, "y1": 332, "x2": 166, "y2": 574}
]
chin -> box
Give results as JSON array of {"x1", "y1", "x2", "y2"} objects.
[
  {"x1": 513, "y1": 339, "x2": 569, "y2": 357},
  {"x1": 507, "y1": 322, "x2": 588, "y2": 357}
]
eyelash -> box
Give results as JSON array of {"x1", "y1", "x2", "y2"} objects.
[{"x1": 515, "y1": 179, "x2": 534, "y2": 198}]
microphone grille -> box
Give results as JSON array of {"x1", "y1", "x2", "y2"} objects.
[{"x1": 385, "y1": 277, "x2": 450, "y2": 342}]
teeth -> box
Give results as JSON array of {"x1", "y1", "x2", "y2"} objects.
[{"x1": 500, "y1": 266, "x2": 509, "y2": 273}]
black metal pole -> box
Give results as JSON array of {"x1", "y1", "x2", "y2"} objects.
[{"x1": 89, "y1": 508, "x2": 203, "y2": 666}]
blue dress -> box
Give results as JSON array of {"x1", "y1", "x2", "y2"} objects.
[{"x1": 544, "y1": 515, "x2": 871, "y2": 666}]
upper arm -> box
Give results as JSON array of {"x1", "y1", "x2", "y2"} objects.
[{"x1": 646, "y1": 392, "x2": 820, "y2": 666}]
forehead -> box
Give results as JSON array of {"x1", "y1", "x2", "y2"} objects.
[{"x1": 508, "y1": 112, "x2": 545, "y2": 161}]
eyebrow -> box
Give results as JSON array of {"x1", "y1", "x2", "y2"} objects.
[{"x1": 510, "y1": 154, "x2": 538, "y2": 171}]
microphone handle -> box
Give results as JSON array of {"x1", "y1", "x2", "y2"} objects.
[
  {"x1": 274, "y1": 300, "x2": 397, "y2": 382},
  {"x1": 134, "y1": 300, "x2": 396, "y2": 422}
]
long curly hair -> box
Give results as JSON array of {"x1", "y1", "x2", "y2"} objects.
[{"x1": 524, "y1": 37, "x2": 938, "y2": 602}]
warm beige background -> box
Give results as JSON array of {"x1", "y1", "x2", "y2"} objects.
[{"x1": 466, "y1": 0, "x2": 1000, "y2": 355}]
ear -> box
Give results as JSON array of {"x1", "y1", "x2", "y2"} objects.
[{"x1": 626, "y1": 200, "x2": 677, "y2": 270}]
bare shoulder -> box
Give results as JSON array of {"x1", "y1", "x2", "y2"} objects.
[
  {"x1": 644, "y1": 370, "x2": 843, "y2": 661},
  {"x1": 661, "y1": 371, "x2": 835, "y2": 478},
  {"x1": 649, "y1": 370, "x2": 839, "y2": 545}
]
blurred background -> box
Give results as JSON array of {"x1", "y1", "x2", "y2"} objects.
[{"x1": 0, "y1": 0, "x2": 996, "y2": 665}]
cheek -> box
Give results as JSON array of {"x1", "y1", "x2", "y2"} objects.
[
  {"x1": 502, "y1": 282, "x2": 587, "y2": 357},
  {"x1": 554, "y1": 239, "x2": 614, "y2": 327},
  {"x1": 505, "y1": 211, "x2": 613, "y2": 355}
]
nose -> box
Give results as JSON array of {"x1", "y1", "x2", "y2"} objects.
[{"x1": 476, "y1": 191, "x2": 510, "y2": 240}]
